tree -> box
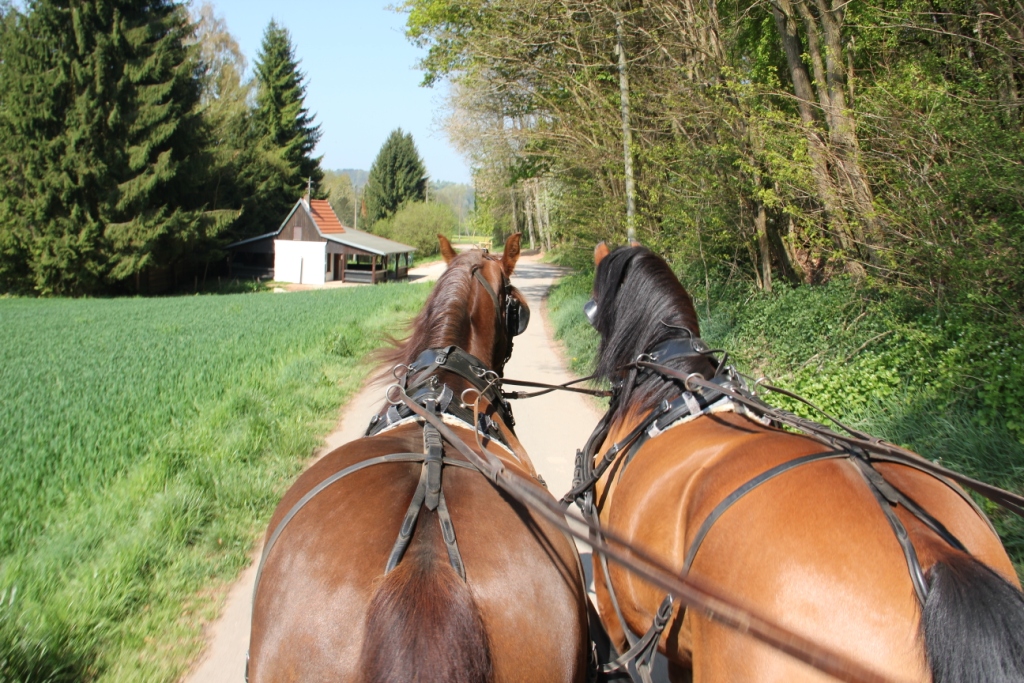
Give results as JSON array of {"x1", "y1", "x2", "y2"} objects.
[
  {"x1": 322, "y1": 170, "x2": 358, "y2": 227},
  {"x1": 236, "y1": 19, "x2": 323, "y2": 238},
  {"x1": 0, "y1": 0, "x2": 225, "y2": 295},
  {"x1": 364, "y1": 128, "x2": 427, "y2": 226},
  {"x1": 191, "y1": 2, "x2": 253, "y2": 218}
]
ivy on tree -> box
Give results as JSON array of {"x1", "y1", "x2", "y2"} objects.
[{"x1": 364, "y1": 128, "x2": 427, "y2": 226}]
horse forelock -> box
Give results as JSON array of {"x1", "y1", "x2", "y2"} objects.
[
  {"x1": 593, "y1": 246, "x2": 716, "y2": 424},
  {"x1": 377, "y1": 250, "x2": 500, "y2": 372}
]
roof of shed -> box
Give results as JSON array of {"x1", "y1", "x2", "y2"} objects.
[
  {"x1": 225, "y1": 199, "x2": 416, "y2": 255},
  {"x1": 324, "y1": 228, "x2": 417, "y2": 256},
  {"x1": 309, "y1": 199, "x2": 345, "y2": 233}
]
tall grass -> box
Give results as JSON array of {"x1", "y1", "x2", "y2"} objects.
[
  {"x1": 0, "y1": 283, "x2": 430, "y2": 682},
  {"x1": 548, "y1": 271, "x2": 1024, "y2": 580}
]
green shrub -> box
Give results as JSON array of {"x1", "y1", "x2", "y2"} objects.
[{"x1": 373, "y1": 201, "x2": 458, "y2": 256}]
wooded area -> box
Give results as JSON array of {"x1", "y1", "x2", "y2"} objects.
[
  {"x1": 405, "y1": 0, "x2": 1024, "y2": 320},
  {"x1": 0, "y1": 1, "x2": 324, "y2": 295}
]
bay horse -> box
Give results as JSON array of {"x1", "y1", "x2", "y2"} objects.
[
  {"x1": 585, "y1": 243, "x2": 1024, "y2": 682},
  {"x1": 248, "y1": 234, "x2": 588, "y2": 683}
]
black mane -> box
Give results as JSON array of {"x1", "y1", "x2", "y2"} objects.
[{"x1": 593, "y1": 246, "x2": 717, "y2": 423}]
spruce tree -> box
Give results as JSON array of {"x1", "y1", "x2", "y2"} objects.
[
  {"x1": 364, "y1": 128, "x2": 428, "y2": 226},
  {"x1": 237, "y1": 20, "x2": 323, "y2": 239},
  {"x1": 0, "y1": 0, "x2": 223, "y2": 295}
]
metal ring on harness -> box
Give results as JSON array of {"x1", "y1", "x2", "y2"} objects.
[
  {"x1": 461, "y1": 386, "x2": 481, "y2": 409},
  {"x1": 385, "y1": 384, "x2": 404, "y2": 405},
  {"x1": 392, "y1": 364, "x2": 412, "y2": 380},
  {"x1": 684, "y1": 372, "x2": 705, "y2": 392}
]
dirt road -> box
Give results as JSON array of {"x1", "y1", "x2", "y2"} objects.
[{"x1": 182, "y1": 256, "x2": 626, "y2": 682}]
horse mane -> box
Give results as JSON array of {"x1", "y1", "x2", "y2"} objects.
[
  {"x1": 376, "y1": 249, "x2": 495, "y2": 371},
  {"x1": 593, "y1": 246, "x2": 717, "y2": 424}
]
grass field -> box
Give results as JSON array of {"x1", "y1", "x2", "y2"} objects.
[
  {"x1": 548, "y1": 271, "x2": 1024, "y2": 581},
  {"x1": 0, "y1": 283, "x2": 430, "y2": 682}
]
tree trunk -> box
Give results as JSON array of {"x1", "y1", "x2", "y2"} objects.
[
  {"x1": 771, "y1": 0, "x2": 862, "y2": 266},
  {"x1": 615, "y1": 11, "x2": 637, "y2": 233},
  {"x1": 524, "y1": 182, "x2": 536, "y2": 251}
]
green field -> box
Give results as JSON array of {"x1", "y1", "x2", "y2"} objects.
[
  {"x1": 0, "y1": 283, "x2": 430, "y2": 682},
  {"x1": 548, "y1": 271, "x2": 1024, "y2": 581}
]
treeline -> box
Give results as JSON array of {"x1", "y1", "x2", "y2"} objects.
[
  {"x1": 0, "y1": 1, "x2": 322, "y2": 295},
  {"x1": 405, "y1": 0, "x2": 1024, "y2": 318}
]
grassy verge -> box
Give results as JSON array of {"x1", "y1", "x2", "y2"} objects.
[
  {"x1": 0, "y1": 283, "x2": 430, "y2": 682},
  {"x1": 548, "y1": 271, "x2": 1024, "y2": 580}
]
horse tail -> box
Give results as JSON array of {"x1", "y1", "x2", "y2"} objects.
[
  {"x1": 922, "y1": 553, "x2": 1024, "y2": 682},
  {"x1": 359, "y1": 528, "x2": 492, "y2": 683}
]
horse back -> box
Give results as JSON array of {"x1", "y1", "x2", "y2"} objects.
[
  {"x1": 249, "y1": 423, "x2": 587, "y2": 683},
  {"x1": 599, "y1": 411, "x2": 1017, "y2": 682}
]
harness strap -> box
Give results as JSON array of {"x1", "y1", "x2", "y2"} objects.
[
  {"x1": 682, "y1": 450, "x2": 849, "y2": 573},
  {"x1": 254, "y1": 452, "x2": 428, "y2": 603},
  {"x1": 600, "y1": 595, "x2": 675, "y2": 683},
  {"x1": 852, "y1": 458, "x2": 930, "y2": 604}
]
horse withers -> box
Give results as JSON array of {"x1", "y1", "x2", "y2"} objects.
[
  {"x1": 585, "y1": 243, "x2": 1024, "y2": 683},
  {"x1": 248, "y1": 234, "x2": 589, "y2": 683}
]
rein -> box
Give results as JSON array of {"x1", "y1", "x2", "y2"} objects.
[{"x1": 388, "y1": 383, "x2": 897, "y2": 683}]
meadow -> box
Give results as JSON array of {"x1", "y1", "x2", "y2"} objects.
[
  {"x1": 548, "y1": 271, "x2": 1024, "y2": 581},
  {"x1": 0, "y1": 283, "x2": 430, "y2": 682}
]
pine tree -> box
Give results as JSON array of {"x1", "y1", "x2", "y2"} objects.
[
  {"x1": 364, "y1": 128, "x2": 428, "y2": 226},
  {"x1": 0, "y1": 0, "x2": 225, "y2": 295},
  {"x1": 236, "y1": 20, "x2": 323, "y2": 239}
]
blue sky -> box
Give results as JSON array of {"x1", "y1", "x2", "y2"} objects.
[{"x1": 205, "y1": 0, "x2": 471, "y2": 184}]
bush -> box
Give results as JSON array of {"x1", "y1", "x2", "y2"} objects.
[{"x1": 373, "y1": 201, "x2": 458, "y2": 257}]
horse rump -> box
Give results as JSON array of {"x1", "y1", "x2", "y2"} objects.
[
  {"x1": 923, "y1": 553, "x2": 1024, "y2": 682},
  {"x1": 359, "y1": 540, "x2": 492, "y2": 683}
]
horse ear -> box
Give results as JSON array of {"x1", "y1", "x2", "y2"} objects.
[
  {"x1": 501, "y1": 232, "x2": 521, "y2": 276},
  {"x1": 438, "y1": 234, "x2": 457, "y2": 264},
  {"x1": 594, "y1": 241, "x2": 610, "y2": 268}
]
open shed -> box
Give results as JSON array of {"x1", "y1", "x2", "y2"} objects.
[{"x1": 226, "y1": 197, "x2": 416, "y2": 285}]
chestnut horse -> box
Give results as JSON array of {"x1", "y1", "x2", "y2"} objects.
[
  {"x1": 248, "y1": 234, "x2": 588, "y2": 683},
  {"x1": 586, "y1": 244, "x2": 1024, "y2": 683}
]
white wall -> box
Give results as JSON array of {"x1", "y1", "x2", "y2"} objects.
[{"x1": 274, "y1": 240, "x2": 326, "y2": 285}]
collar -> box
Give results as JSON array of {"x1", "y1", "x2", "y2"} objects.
[{"x1": 365, "y1": 346, "x2": 516, "y2": 449}]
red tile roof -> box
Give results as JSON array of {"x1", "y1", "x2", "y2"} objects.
[{"x1": 309, "y1": 199, "x2": 346, "y2": 234}]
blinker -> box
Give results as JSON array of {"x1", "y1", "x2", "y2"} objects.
[
  {"x1": 583, "y1": 299, "x2": 598, "y2": 327},
  {"x1": 506, "y1": 293, "x2": 529, "y2": 336}
]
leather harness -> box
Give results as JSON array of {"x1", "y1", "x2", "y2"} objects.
[{"x1": 566, "y1": 336, "x2": 990, "y2": 683}]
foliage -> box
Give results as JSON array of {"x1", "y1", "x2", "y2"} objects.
[
  {"x1": 373, "y1": 201, "x2": 458, "y2": 256},
  {"x1": 0, "y1": 283, "x2": 430, "y2": 681},
  {"x1": 548, "y1": 269, "x2": 1024, "y2": 579},
  {"x1": 363, "y1": 128, "x2": 427, "y2": 226},
  {"x1": 402, "y1": 0, "x2": 1024, "y2": 322},
  {"x1": 323, "y1": 170, "x2": 359, "y2": 228},
  {"x1": 0, "y1": 0, "x2": 229, "y2": 295}
]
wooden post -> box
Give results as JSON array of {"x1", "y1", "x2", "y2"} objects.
[
  {"x1": 340, "y1": 249, "x2": 346, "y2": 282},
  {"x1": 371, "y1": 254, "x2": 376, "y2": 284}
]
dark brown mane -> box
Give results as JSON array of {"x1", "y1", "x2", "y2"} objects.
[
  {"x1": 592, "y1": 246, "x2": 717, "y2": 424},
  {"x1": 376, "y1": 249, "x2": 500, "y2": 372}
]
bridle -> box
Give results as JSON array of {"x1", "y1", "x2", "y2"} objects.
[{"x1": 471, "y1": 261, "x2": 529, "y2": 369}]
